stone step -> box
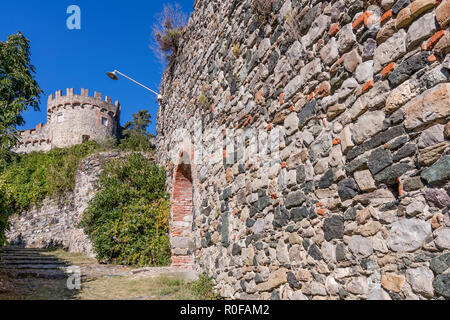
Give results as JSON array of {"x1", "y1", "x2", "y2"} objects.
[
  {"x1": 0, "y1": 269, "x2": 68, "y2": 280},
  {"x1": 0, "y1": 255, "x2": 60, "y2": 261},
  {"x1": 0, "y1": 260, "x2": 66, "y2": 266},
  {"x1": 0, "y1": 264, "x2": 67, "y2": 270},
  {"x1": 1, "y1": 248, "x2": 48, "y2": 253}
]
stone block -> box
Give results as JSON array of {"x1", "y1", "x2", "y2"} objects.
[
  {"x1": 396, "y1": 7, "x2": 413, "y2": 29},
  {"x1": 354, "y1": 170, "x2": 377, "y2": 192},
  {"x1": 404, "y1": 83, "x2": 450, "y2": 130},
  {"x1": 374, "y1": 29, "x2": 407, "y2": 73},
  {"x1": 406, "y1": 12, "x2": 437, "y2": 50},
  {"x1": 436, "y1": 0, "x2": 450, "y2": 28},
  {"x1": 410, "y1": 0, "x2": 435, "y2": 19}
]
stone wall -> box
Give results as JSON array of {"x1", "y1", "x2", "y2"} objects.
[
  {"x1": 156, "y1": 0, "x2": 450, "y2": 300},
  {"x1": 14, "y1": 88, "x2": 121, "y2": 154},
  {"x1": 6, "y1": 152, "x2": 130, "y2": 256}
]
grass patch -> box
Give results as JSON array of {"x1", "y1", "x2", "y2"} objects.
[{"x1": 76, "y1": 274, "x2": 220, "y2": 300}]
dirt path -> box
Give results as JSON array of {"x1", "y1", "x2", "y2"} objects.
[{"x1": 0, "y1": 247, "x2": 199, "y2": 300}]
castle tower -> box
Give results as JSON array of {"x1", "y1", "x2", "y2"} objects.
[{"x1": 14, "y1": 88, "x2": 121, "y2": 153}]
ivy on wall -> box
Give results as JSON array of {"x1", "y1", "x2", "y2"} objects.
[{"x1": 0, "y1": 141, "x2": 101, "y2": 214}]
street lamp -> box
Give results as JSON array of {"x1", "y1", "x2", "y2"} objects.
[{"x1": 106, "y1": 70, "x2": 163, "y2": 102}]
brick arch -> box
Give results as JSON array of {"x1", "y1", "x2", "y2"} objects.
[{"x1": 170, "y1": 162, "x2": 195, "y2": 268}]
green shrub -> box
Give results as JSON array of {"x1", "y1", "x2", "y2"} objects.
[
  {"x1": 80, "y1": 153, "x2": 171, "y2": 267},
  {"x1": 0, "y1": 141, "x2": 101, "y2": 213},
  {"x1": 189, "y1": 274, "x2": 221, "y2": 300},
  {"x1": 152, "y1": 3, "x2": 187, "y2": 62}
]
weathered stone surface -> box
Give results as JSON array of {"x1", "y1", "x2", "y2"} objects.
[
  {"x1": 349, "y1": 235, "x2": 374, "y2": 258},
  {"x1": 354, "y1": 170, "x2": 376, "y2": 192},
  {"x1": 256, "y1": 268, "x2": 287, "y2": 292},
  {"x1": 374, "y1": 163, "x2": 413, "y2": 185},
  {"x1": 323, "y1": 215, "x2": 345, "y2": 241},
  {"x1": 284, "y1": 112, "x2": 299, "y2": 136},
  {"x1": 338, "y1": 178, "x2": 359, "y2": 201},
  {"x1": 368, "y1": 288, "x2": 392, "y2": 300},
  {"x1": 374, "y1": 29, "x2": 407, "y2": 73},
  {"x1": 424, "y1": 188, "x2": 450, "y2": 208},
  {"x1": 368, "y1": 148, "x2": 393, "y2": 175},
  {"x1": 396, "y1": 7, "x2": 413, "y2": 29},
  {"x1": 418, "y1": 124, "x2": 445, "y2": 149},
  {"x1": 285, "y1": 191, "x2": 307, "y2": 209},
  {"x1": 320, "y1": 37, "x2": 340, "y2": 65},
  {"x1": 351, "y1": 110, "x2": 386, "y2": 145},
  {"x1": 327, "y1": 103, "x2": 346, "y2": 120},
  {"x1": 338, "y1": 23, "x2": 357, "y2": 52},
  {"x1": 434, "y1": 32, "x2": 450, "y2": 58},
  {"x1": 421, "y1": 156, "x2": 450, "y2": 186},
  {"x1": 418, "y1": 142, "x2": 448, "y2": 166},
  {"x1": 392, "y1": 0, "x2": 411, "y2": 14},
  {"x1": 381, "y1": 273, "x2": 405, "y2": 292},
  {"x1": 406, "y1": 12, "x2": 437, "y2": 50},
  {"x1": 387, "y1": 51, "x2": 429, "y2": 86},
  {"x1": 361, "y1": 221, "x2": 382, "y2": 237},
  {"x1": 387, "y1": 219, "x2": 432, "y2": 252},
  {"x1": 404, "y1": 84, "x2": 450, "y2": 131},
  {"x1": 385, "y1": 78, "x2": 420, "y2": 114},
  {"x1": 436, "y1": 0, "x2": 450, "y2": 28},
  {"x1": 355, "y1": 61, "x2": 374, "y2": 84},
  {"x1": 435, "y1": 228, "x2": 450, "y2": 250},
  {"x1": 403, "y1": 176, "x2": 424, "y2": 192},
  {"x1": 347, "y1": 277, "x2": 369, "y2": 295},
  {"x1": 406, "y1": 267, "x2": 434, "y2": 297},
  {"x1": 154, "y1": 0, "x2": 450, "y2": 300},
  {"x1": 430, "y1": 253, "x2": 450, "y2": 274},
  {"x1": 376, "y1": 19, "x2": 397, "y2": 44},
  {"x1": 433, "y1": 274, "x2": 450, "y2": 297},
  {"x1": 303, "y1": 15, "x2": 329, "y2": 48},
  {"x1": 411, "y1": 0, "x2": 436, "y2": 19},
  {"x1": 344, "y1": 49, "x2": 362, "y2": 73}
]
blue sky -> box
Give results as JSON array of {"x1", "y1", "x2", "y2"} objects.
[{"x1": 0, "y1": 0, "x2": 194, "y2": 135}]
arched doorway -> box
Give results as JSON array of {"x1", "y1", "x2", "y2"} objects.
[{"x1": 170, "y1": 162, "x2": 195, "y2": 268}]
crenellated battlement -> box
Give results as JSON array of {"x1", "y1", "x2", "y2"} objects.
[
  {"x1": 47, "y1": 88, "x2": 121, "y2": 117},
  {"x1": 14, "y1": 88, "x2": 122, "y2": 154}
]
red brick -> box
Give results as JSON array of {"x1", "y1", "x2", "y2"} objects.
[
  {"x1": 426, "y1": 30, "x2": 446, "y2": 50},
  {"x1": 352, "y1": 13, "x2": 365, "y2": 29},
  {"x1": 382, "y1": 62, "x2": 395, "y2": 78},
  {"x1": 328, "y1": 23, "x2": 340, "y2": 36},
  {"x1": 380, "y1": 9, "x2": 393, "y2": 24},
  {"x1": 362, "y1": 80, "x2": 374, "y2": 93}
]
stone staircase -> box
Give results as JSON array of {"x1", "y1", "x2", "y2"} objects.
[{"x1": 0, "y1": 247, "x2": 68, "y2": 279}]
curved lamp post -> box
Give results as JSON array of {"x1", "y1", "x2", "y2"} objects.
[{"x1": 106, "y1": 70, "x2": 163, "y2": 102}]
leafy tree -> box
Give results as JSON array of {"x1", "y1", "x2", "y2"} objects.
[
  {"x1": 120, "y1": 110, "x2": 155, "y2": 151},
  {"x1": 0, "y1": 31, "x2": 42, "y2": 246},
  {"x1": 0, "y1": 32, "x2": 43, "y2": 153}
]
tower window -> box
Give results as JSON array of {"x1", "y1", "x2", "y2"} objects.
[
  {"x1": 101, "y1": 117, "x2": 108, "y2": 126},
  {"x1": 57, "y1": 114, "x2": 64, "y2": 123}
]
